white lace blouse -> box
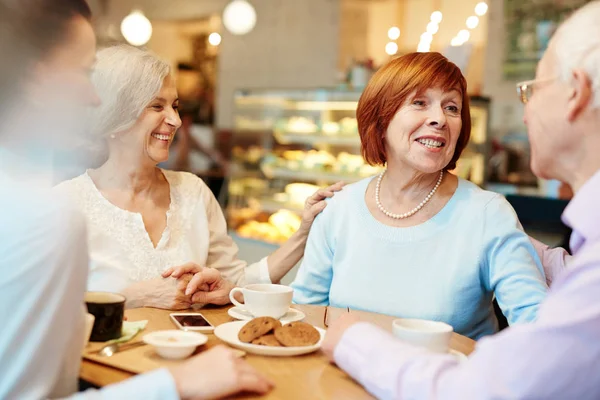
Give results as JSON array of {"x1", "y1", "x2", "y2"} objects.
[{"x1": 55, "y1": 170, "x2": 270, "y2": 292}]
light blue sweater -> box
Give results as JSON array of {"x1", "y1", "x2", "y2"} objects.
[{"x1": 291, "y1": 176, "x2": 548, "y2": 339}]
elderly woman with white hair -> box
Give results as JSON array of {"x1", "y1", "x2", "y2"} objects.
[{"x1": 56, "y1": 44, "x2": 342, "y2": 309}]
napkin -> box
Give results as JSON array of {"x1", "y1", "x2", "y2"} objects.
[{"x1": 105, "y1": 320, "x2": 148, "y2": 344}]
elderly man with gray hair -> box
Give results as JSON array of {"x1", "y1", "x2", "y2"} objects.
[{"x1": 321, "y1": 2, "x2": 600, "y2": 399}]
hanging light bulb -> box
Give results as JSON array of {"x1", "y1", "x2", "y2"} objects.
[
  {"x1": 457, "y1": 29, "x2": 470, "y2": 43},
  {"x1": 121, "y1": 10, "x2": 152, "y2": 46},
  {"x1": 426, "y1": 21, "x2": 439, "y2": 35},
  {"x1": 430, "y1": 11, "x2": 443, "y2": 23},
  {"x1": 223, "y1": 0, "x2": 257, "y2": 35},
  {"x1": 451, "y1": 37, "x2": 463, "y2": 47},
  {"x1": 475, "y1": 2, "x2": 488, "y2": 17},
  {"x1": 466, "y1": 16, "x2": 479, "y2": 29},
  {"x1": 385, "y1": 42, "x2": 399, "y2": 55},
  {"x1": 417, "y1": 41, "x2": 431, "y2": 52},
  {"x1": 420, "y1": 32, "x2": 433, "y2": 44},
  {"x1": 388, "y1": 27, "x2": 401, "y2": 40},
  {"x1": 208, "y1": 32, "x2": 222, "y2": 46}
]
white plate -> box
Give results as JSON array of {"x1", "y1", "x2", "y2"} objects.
[
  {"x1": 214, "y1": 321, "x2": 325, "y2": 357},
  {"x1": 449, "y1": 349, "x2": 468, "y2": 362},
  {"x1": 227, "y1": 307, "x2": 305, "y2": 324}
]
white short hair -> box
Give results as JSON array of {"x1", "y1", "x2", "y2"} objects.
[
  {"x1": 89, "y1": 45, "x2": 170, "y2": 142},
  {"x1": 552, "y1": 0, "x2": 600, "y2": 108}
]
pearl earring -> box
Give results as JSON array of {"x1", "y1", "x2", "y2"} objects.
[{"x1": 110, "y1": 134, "x2": 116, "y2": 139}]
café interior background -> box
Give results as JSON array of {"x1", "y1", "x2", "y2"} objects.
[{"x1": 86, "y1": 0, "x2": 586, "y2": 283}]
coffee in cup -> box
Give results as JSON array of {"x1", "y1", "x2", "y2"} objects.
[
  {"x1": 85, "y1": 292, "x2": 125, "y2": 342},
  {"x1": 392, "y1": 318, "x2": 453, "y2": 353},
  {"x1": 229, "y1": 284, "x2": 293, "y2": 319}
]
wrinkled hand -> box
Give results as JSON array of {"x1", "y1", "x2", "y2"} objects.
[
  {"x1": 300, "y1": 181, "x2": 345, "y2": 233},
  {"x1": 322, "y1": 313, "x2": 361, "y2": 362},
  {"x1": 124, "y1": 276, "x2": 194, "y2": 310},
  {"x1": 163, "y1": 263, "x2": 237, "y2": 305},
  {"x1": 169, "y1": 345, "x2": 274, "y2": 400}
]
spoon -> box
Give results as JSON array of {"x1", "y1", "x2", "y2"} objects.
[{"x1": 97, "y1": 341, "x2": 146, "y2": 357}]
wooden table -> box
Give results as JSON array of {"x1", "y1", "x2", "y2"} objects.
[{"x1": 81, "y1": 305, "x2": 476, "y2": 399}]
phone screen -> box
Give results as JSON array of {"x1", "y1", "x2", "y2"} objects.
[{"x1": 173, "y1": 315, "x2": 212, "y2": 327}]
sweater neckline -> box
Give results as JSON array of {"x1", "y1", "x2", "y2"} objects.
[{"x1": 355, "y1": 175, "x2": 465, "y2": 243}]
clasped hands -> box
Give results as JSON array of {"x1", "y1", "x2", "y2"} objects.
[{"x1": 161, "y1": 262, "x2": 236, "y2": 307}]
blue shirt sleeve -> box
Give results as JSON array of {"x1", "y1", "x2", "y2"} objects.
[
  {"x1": 68, "y1": 368, "x2": 179, "y2": 400},
  {"x1": 482, "y1": 194, "x2": 548, "y2": 325},
  {"x1": 291, "y1": 203, "x2": 335, "y2": 305}
]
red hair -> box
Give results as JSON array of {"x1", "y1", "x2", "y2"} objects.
[{"x1": 357, "y1": 52, "x2": 471, "y2": 170}]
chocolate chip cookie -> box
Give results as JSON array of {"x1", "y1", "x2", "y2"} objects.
[
  {"x1": 274, "y1": 321, "x2": 320, "y2": 347},
  {"x1": 238, "y1": 317, "x2": 282, "y2": 343},
  {"x1": 251, "y1": 333, "x2": 282, "y2": 347}
]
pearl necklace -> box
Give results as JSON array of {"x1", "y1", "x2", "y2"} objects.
[{"x1": 375, "y1": 170, "x2": 443, "y2": 219}]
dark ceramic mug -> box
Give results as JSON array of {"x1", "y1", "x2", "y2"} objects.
[{"x1": 85, "y1": 292, "x2": 125, "y2": 342}]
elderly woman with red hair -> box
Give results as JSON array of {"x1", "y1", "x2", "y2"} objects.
[{"x1": 291, "y1": 52, "x2": 548, "y2": 340}]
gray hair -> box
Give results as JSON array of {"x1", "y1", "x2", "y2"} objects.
[
  {"x1": 88, "y1": 45, "x2": 170, "y2": 149},
  {"x1": 551, "y1": 0, "x2": 600, "y2": 108}
]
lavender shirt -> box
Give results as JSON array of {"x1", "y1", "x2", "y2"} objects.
[{"x1": 334, "y1": 171, "x2": 600, "y2": 400}]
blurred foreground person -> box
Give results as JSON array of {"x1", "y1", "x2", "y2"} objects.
[{"x1": 0, "y1": 1, "x2": 272, "y2": 398}]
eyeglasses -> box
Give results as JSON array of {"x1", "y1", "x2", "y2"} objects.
[
  {"x1": 323, "y1": 306, "x2": 351, "y2": 328},
  {"x1": 516, "y1": 77, "x2": 557, "y2": 104}
]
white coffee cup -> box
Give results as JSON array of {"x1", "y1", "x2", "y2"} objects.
[
  {"x1": 392, "y1": 318, "x2": 453, "y2": 354},
  {"x1": 229, "y1": 284, "x2": 293, "y2": 319}
]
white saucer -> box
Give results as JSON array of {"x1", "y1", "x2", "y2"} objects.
[
  {"x1": 449, "y1": 349, "x2": 468, "y2": 362},
  {"x1": 214, "y1": 321, "x2": 324, "y2": 357},
  {"x1": 227, "y1": 307, "x2": 305, "y2": 324}
]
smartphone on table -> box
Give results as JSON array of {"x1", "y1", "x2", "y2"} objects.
[{"x1": 170, "y1": 313, "x2": 215, "y2": 333}]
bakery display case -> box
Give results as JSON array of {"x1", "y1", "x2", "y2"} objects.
[{"x1": 226, "y1": 89, "x2": 490, "y2": 246}]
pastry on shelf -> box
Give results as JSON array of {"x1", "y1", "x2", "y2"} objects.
[
  {"x1": 285, "y1": 116, "x2": 318, "y2": 134},
  {"x1": 339, "y1": 117, "x2": 358, "y2": 134},
  {"x1": 321, "y1": 121, "x2": 340, "y2": 135},
  {"x1": 285, "y1": 183, "x2": 319, "y2": 204},
  {"x1": 235, "y1": 116, "x2": 275, "y2": 131},
  {"x1": 268, "y1": 209, "x2": 302, "y2": 238},
  {"x1": 231, "y1": 145, "x2": 265, "y2": 167},
  {"x1": 301, "y1": 150, "x2": 337, "y2": 170},
  {"x1": 235, "y1": 210, "x2": 302, "y2": 244}
]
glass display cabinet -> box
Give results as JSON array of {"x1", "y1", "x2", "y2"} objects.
[{"x1": 226, "y1": 88, "x2": 490, "y2": 246}]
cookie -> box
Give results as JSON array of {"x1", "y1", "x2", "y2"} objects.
[
  {"x1": 238, "y1": 317, "x2": 282, "y2": 343},
  {"x1": 251, "y1": 333, "x2": 282, "y2": 347},
  {"x1": 274, "y1": 322, "x2": 320, "y2": 347}
]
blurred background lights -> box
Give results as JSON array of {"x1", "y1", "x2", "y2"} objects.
[
  {"x1": 388, "y1": 26, "x2": 401, "y2": 40},
  {"x1": 208, "y1": 32, "x2": 222, "y2": 46},
  {"x1": 466, "y1": 16, "x2": 479, "y2": 29},
  {"x1": 475, "y1": 2, "x2": 488, "y2": 16},
  {"x1": 223, "y1": 0, "x2": 257, "y2": 35},
  {"x1": 430, "y1": 11, "x2": 443, "y2": 23},
  {"x1": 385, "y1": 41, "x2": 399, "y2": 55},
  {"x1": 121, "y1": 10, "x2": 152, "y2": 46},
  {"x1": 426, "y1": 21, "x2": 439, "y2": 35}
]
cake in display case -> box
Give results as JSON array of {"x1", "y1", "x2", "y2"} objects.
[{"x1": 226, "y1": 88, "x2": 490, "y2": 245}]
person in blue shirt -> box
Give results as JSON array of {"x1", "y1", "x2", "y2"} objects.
[{"x1": 291, "y1": 52, "x2": 548, "y2": 340}]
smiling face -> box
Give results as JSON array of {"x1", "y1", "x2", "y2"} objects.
[
  {"x1": 385, "y1": 87, "x2": 463, "y2": 174},
  {"x1": 115, "y1": 75, "x2": 181, "y2": 165}
]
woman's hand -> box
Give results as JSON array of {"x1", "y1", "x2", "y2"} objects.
[
  {"x1": 123, "y1": 275, "x2": 193, "y2": 310},
  {"x1": 169, "y1": 345, "x2": 274, "y2": 399},
  {"x1": 163, "y1": 263, "x2": 237, "y2": 306},
  {"x1": 299, "y1": 181, "x2": 345, "y2": 234}
]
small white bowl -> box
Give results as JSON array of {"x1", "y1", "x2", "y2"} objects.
[{"x1": 143, "y1": 330, "x2": 208, "y2": 360}]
